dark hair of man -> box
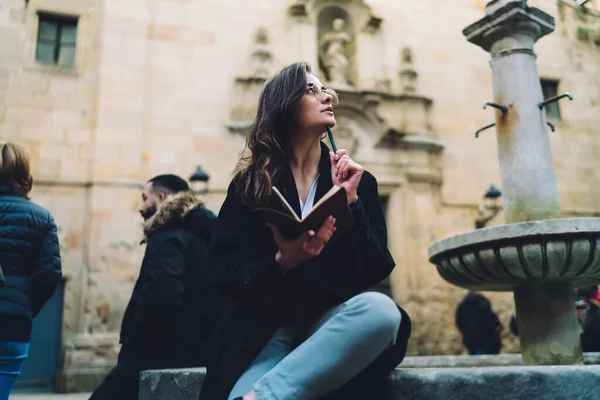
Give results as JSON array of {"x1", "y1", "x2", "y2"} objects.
[{"x1": 147, "y1": 174, "x2": 190, "y2": 195}]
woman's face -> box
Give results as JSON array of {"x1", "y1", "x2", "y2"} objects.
[{"x1": 295, "y1": 72, "x2": 336, "y2": 135}]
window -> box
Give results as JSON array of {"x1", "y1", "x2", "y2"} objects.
[
  {"x1": 541, "y1": 79, "x2": 561, "y2": 120},
  {"x1": 36, "y1": 13, "x2": 78, "y2": 68}
]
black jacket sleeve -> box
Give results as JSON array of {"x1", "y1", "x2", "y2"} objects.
[
  {"x1": 139, "y1": 234, "x2": 188, "y2": 310},
  {"x1": 31, "y1": 214, "x2": 62, "y2": 317},
  {"x1": 207, "y1": 181, "x2": 287, "y2": 308},
  {"x1": 286, "y1": 172, "x2": 395, "y2": 303}
]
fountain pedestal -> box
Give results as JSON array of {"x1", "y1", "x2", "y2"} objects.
[
  {"x1": 514, "y1": 281, "x2": 582, "y2": 365},
  {"x1": 429, "y1": 0, "x2": 595, "y2": 367}
]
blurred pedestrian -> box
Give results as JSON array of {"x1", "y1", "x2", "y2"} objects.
[
  {"x1": 456, "y1": 292, "x2": 503, "y2": 355},
  {"x1": 0, "y1": 142, "x2": 62, "y2": 400}
]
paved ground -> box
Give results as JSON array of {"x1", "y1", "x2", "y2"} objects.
[{"x1": 11, "y1": 393, "x2": 91, "y2": 399}]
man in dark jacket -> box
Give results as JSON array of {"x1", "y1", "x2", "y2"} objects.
[{"x1": 90, "y1": 174, "x2": 216, "y2": 400}]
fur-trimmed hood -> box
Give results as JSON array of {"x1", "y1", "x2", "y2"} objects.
[{"x1": 142, "y1": 191, "x2": 214, "y2": 241}]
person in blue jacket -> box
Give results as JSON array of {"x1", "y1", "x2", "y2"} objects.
[{"x1": 0, "y1": 142, "x2": 62, "y2": 400}]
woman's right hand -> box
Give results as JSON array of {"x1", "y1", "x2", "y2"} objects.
[{"x1": 267, "y1": 216, "x2": 336, "y2": 272}]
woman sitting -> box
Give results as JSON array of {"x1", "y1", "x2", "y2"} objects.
[{"x1": 200, "y1": 62, "x2": 411, "y2": 400}]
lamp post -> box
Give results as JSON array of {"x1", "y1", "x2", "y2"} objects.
[
  {"x1": 189, "y1": 165, "x2": 210, "y2": 195},
  {"x1": 475, "y1": 184, "x2": 502, "y2": 229}
]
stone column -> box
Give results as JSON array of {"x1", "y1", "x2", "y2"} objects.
[
  {"x1": 466, "y1": 0, "x2": 560, "y2": 223},
  {"x1": 464, "y1": 0, "x2": 582, "y2": 365}
]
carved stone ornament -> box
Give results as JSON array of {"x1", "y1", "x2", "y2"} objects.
[
  {"x1": 364, "y1": 14, "x2": 382, "y2": 32},
  {"x1": 249, "y1": 28, "x2": 272, "y2": 79},
  {"x1": 289, "y1": 0, "x2": 309, "y2": 17},
  {"x1": 226, "y1": 28, "x2": 273, "y2": 135},
  {"x1": 399, "y1": 47, "x2": 418, "y2": 93}
]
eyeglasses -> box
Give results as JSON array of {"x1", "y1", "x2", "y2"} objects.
[{"x1": 306, "y1": 85, "x2": 339, "y2": 105}]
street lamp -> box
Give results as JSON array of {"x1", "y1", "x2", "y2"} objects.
[
  {"x1": 189, "y1": 165, "x2": 210, "y2": 195},
  {"x1": 475, "y1": 184, "x2": 502, "y2": 229}
]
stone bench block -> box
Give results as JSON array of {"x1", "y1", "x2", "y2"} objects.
[{"x1": 139, "y1": 364, "x2": 600, "y2": 400}]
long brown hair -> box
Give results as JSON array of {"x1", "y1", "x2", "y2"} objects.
[
  {"x1": 0, "y1": 142, "x2": 33, "y2": 199},
  {"x1": 235, "y1": 62, "x2": 312, "y2": 207}
]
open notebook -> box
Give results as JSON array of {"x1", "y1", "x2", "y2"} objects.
[{"x1": 254, "y1": 185, "x2": 356, "y2": 240}]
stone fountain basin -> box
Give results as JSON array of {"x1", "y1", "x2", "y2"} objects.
[{"x1": 428, "y1": 218, "x2": 600, "y2": 291}]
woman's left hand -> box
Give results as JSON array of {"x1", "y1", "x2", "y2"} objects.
[{"x1": 330, "y1": 149, "x2": 364, "y2": 205}]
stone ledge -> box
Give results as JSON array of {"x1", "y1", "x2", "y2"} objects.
[
  {"x1": 139, "y1": 365, "x2": 600, "y2": 400},
  {"x1": 390, "y1": 365, "x2": 600, "y2": 400},
  {"x1": 399, "y1": 352, "x2": 600, "y2": 368}
]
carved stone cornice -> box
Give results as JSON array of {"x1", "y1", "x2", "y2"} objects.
[
  {"x1": 464, "y1": 1, "x2": 555, "y2": 54},
  {"x1": 293, "y1": 0, "x2": 383, "y2": 33},
  {"x1": 389, "y1": 134, "x2": 444, "y2": 154},
  {"x1": 405, "y1": 166, "x2": 443, "y2": 185},
  {"x1": 289, "y1": 0, "x2": 309, "y2": 17}
]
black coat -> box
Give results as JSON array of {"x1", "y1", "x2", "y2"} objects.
[
  {"x1": 119, "y1": 191, "x2": 216, "y2": 368},
  {"x1": 456, "y1": 293, "x2": 502, "y2": 355},
  {"x1": 200, "y1": 143, "x2": 411, "y2": 400},
  {"x1": 0, "y1": 185, "x2": 62, "y2": 342}
]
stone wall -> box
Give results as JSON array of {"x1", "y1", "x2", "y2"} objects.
[{"x1": 1, "y1": 0, "x2": 600, "y2": 390}]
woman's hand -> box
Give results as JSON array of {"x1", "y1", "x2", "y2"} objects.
[
  {"x1": 267, "y1": 216, "x2": 336, "y2": 272},
  {"x1": 330, "y1": 149, "x2": 364, "y2": 205}
]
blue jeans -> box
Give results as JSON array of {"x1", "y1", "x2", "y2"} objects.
[
  {"x1": 0, "y1": 341, "x2": 29, "y2": 400},
  {"x1": 228, "y1": 292, "x2": 401, "y2": 400}
]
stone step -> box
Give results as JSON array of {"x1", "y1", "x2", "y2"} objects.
[{"x1": 139, "y1": 364, "x2": 600, "y2": 400}]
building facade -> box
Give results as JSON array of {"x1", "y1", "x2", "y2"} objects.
[{"x1": 1, "y1": 0, "x2": 599, "y2": 392}]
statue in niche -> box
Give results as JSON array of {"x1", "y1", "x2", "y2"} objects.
[{"x1": 319, "y1": 18, "x2": 353, "y2": 86}]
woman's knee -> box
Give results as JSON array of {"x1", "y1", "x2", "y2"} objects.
[{"x1": 347, "y1": 292, "x2": 401, "y2": 342}]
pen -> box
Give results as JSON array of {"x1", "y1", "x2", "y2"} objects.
[{"x1": 326, "y1": 126, "x2": 337, "y2": 153}]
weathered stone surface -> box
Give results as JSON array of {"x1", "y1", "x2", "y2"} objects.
[
  {"x1": 139, "y1": 365, "x2": 600, "y2": 400},
  {"x1": 401, "y1": 353, "x2": 523, "y2": 368},
  {"x1": 389, "y1": 365, "x2": 600, "y2": 400},
  {"x1": 399, "y1": 352, "x2": 600, "y2": 368},
  {"x1": 139, "y1": 368, "x2": 205, "y2": 400}
]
